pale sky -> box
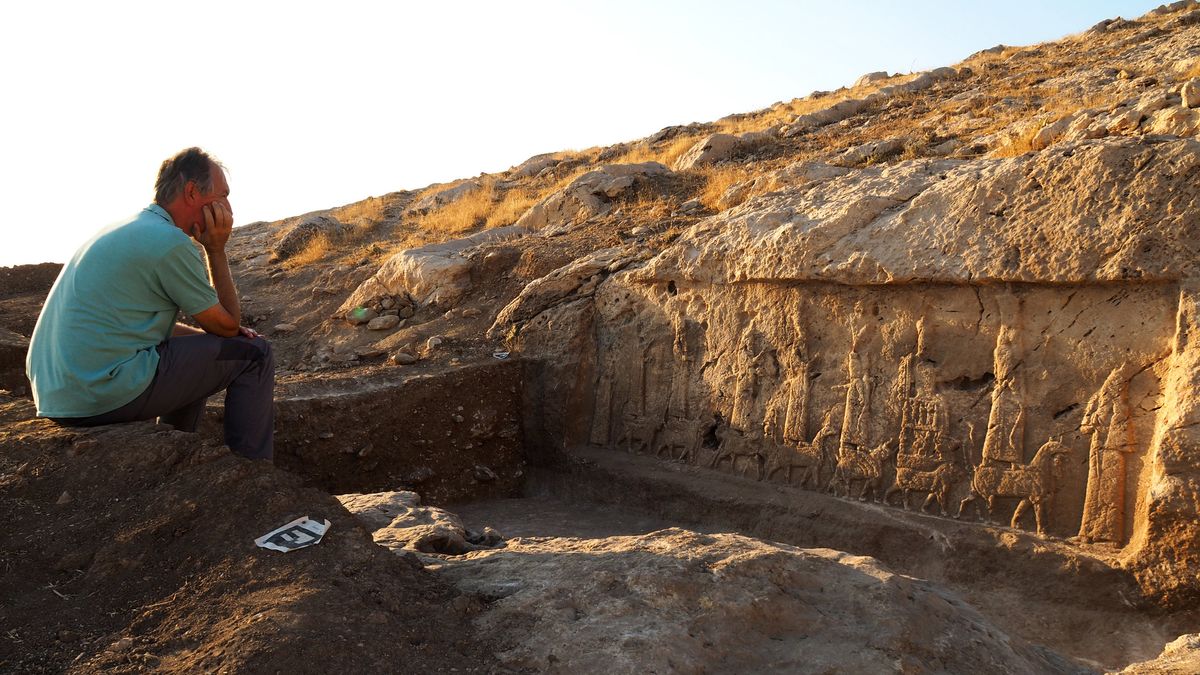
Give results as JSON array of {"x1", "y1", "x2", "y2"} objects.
[{"x1": 0, "y1": 0, "x2": 1163, "y2": 267}]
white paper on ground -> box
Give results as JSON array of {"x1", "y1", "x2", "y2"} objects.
[{"x1": 255, "y1": 516, "x2": 331, "y2": 552}]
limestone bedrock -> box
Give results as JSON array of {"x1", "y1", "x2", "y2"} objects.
[{"x1": 496, "y1": 137, "x2": 1200, "y2": 608}]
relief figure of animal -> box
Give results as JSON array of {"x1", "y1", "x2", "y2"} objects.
[
  {"x1": 709, "y1": 428, "x2": 765, "y2": 481},
  {"x1": 956, "y1": 440, "x2": 1070, "y2": 536},
  {"x1": 885, "y1": 462, "x2": 966, "y2": 516},
  {"x1": 653, "y1": 416, "x2": 707, "y2": 464},
  {"x1": 764, "y1": 440, "x2": 830, "y2": 488},
  {"x1": 828, "y1": 441, "x2": 895, "y2": 502}
]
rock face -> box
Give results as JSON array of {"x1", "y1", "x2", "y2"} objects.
[
  {"x1": 498, "y1": 137, "x2": 1200, "y2": 607},
  {"x1": 436, "y1": 528, "x2": 1074, "y2": 674}
]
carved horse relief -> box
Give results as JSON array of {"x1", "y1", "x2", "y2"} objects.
[{"x1": 957, "y1": 439, "x2": 1071, "y2": 535}]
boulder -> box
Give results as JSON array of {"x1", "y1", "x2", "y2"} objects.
[
  {"x1": 1145, "y1": 106, "x2": 1200, "y2": 135},
  {"x1": 1107, "y1": 108, "x2": 1145, "y2": 133},
  {"x1": 1182, "y1": 78, "x2": 1200, "y2": 108},
  {"x1": 366, "y1": 314, "x2": 401, "y2": 331},
  {"x1": 508, "y1": 153, "x2": 561, "y2": 178},
  {"x1": 513, "y1": 163, "x2": 671, "y2": 235},
  {"x1": 0, "y1": 327, "x2": 29, "y2": 372},
  {"x1": 336, "y1": 490, "x2": 499, "y2": 555},
  {"x1": 339, "y1": 225, "x2": 529, "y2": 312},
  {"x1": 489, "y1": 246, "x2": 646, "y2": 339},
  {"x1": 1031, "y1": 117, "x2": 1072, "y2": 150},
  {"x1": 853, "y1": 71, "x2": 890, "y2": 87},
  {"x1": 272, "y1": 215, "x2": 344, "y2": 261},
  {"x1": 345, "y1": 307, "x2": 379, "y2": 326},
  {"x1": 671, "y1": 134, "x2": 741, "y2": 171},
  {"x1": 406, "y1": 180, "x2": 483, "y2": 216},
  {"x1": 831, "y1": 137, "x2": 907, "y2": 166}
]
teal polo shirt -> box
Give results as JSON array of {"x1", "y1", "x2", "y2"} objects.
[{"x1": 26, "y1": 205, "x2": 220, "y2": 418}]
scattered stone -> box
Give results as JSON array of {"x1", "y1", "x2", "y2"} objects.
[
  {"x1": 460, "y1": 307, "x2": 482, "y2": 318},
  {"x1": 380, "y1": 297, "x2": 396, "y2": 310},
  {"x1": 110, "y1": 637, "x2": 135, "y2": 653},
  {"x1": 390, "y1": 352, "x2": 419, "y2": 365},
  {"x1": 346, "y1": 307, "x2": 378, "y2": 326},
  {"x1": 1182, "y1": 78, "x2": 1200, "y2": 108},
  {"x1": 451, "y1": 414, "x2": 465, "y2": 423},
  {"x1": 426, "y1": 336, "x2": 444, "y2": 351},
  {"x1": 273, "y1": 323, "x2": 297, "y2": 333},
  {"x1": 472, "y1": 465, "x2": 497, "y2": 482},
  {"x1": 56, "y1": 491, "x2": 72, "y2": 505},
  {"x1": 330, "y1": 353, "x2": 359, "y2": 364},
  {"x1": 677, "y1": 198, "x2": 703, "y2": 214},
  {"x1": 367, "y1": 314, "x2": 402, "y2": 331},
  {"x1": 318, "y1": 432, "x2": 334, "y2": 440},
  {"x1": 354, "y1": 345, "x2": 386, "y2": 359}
]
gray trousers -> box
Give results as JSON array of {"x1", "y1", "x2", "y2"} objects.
[{"x1": 54, "y1": 334, "x2": 275, "y2": 460}]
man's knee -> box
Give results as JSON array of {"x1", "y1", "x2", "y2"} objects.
[{"x1": 249, "y1": 336, "x2": 275, "y2": 375}]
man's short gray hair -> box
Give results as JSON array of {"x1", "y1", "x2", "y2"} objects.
[{"x1": 154, "y1": 147, "x2": 224, "y2": 206}]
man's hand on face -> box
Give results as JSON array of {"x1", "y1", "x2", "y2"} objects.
[{"x1": 191, "y1": 202, "x2": 233, "y2": 252}]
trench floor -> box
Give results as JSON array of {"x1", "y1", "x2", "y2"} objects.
[{"x1": 440, "y1": 448, "x2": 1200, "y2": 672}]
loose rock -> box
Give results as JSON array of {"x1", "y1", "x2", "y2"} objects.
[{"x1": 367, "y1": 315, "x2": 402, "y2": 331}]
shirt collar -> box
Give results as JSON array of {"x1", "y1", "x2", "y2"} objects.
[{"x1": 144, "y1": 203, "x2": 175, "y2": 226}]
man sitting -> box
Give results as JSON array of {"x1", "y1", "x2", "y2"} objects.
[{"x1": 26, "y1": 147, "x2": 274, "y2": 460}]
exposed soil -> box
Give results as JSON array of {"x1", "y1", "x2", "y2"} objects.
[{"x1": 0, "y1": 397, "x2": 501, "y2": 674}]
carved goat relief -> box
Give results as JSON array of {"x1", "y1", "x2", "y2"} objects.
[{"x1": 589, "y1": 281, "x2": 1174, "y2": 545}]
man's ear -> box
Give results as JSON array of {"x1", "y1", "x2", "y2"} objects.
[{"x1": 183, "y1": 179, "x2": 198, "y2": 205}]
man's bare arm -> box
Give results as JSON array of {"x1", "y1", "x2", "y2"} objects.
[
  {"x1": 190, "y1": 203, "x2": 241, "y2": 337},
  {"x1": 172, "y1": 322, "x2": 204, "y2": 336}
]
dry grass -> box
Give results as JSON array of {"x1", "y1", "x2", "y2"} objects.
[
  {"x1": 408, "y1": 162, "x2": 594, "y2": 236},
  {"x1": 1182, "y1": 59, "x2": 1200, "y2": 79},
  {"x1": 624, "y1": 192, "x2": 677, "y2": 222},
  {"x1": 415, "y1": 181, "x2": 499, "y2": 234},
  {"x1": 331, "y1": 194, "x2": 391, "y2": 226},
  {"x1": 693, "y1": 163, "x2": 760, "y2": 210},
  {"x1": 484, "y1": 185, "x2": 540, "y2": 228},
  {"x1": 612, "y1": 135, "x2": 701, "y2": 168},
  {"x1": 286, "y1": 232, "x2": 335, "y2": 268}
]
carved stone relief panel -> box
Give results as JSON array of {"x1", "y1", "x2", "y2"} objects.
[{"x1": 589, "y1": 279, "x2": 1175, "y2": 544}]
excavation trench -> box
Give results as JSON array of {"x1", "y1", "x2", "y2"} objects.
[{"x1": 258, "y1": 357, "x2": 1199, "y2": 671}]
